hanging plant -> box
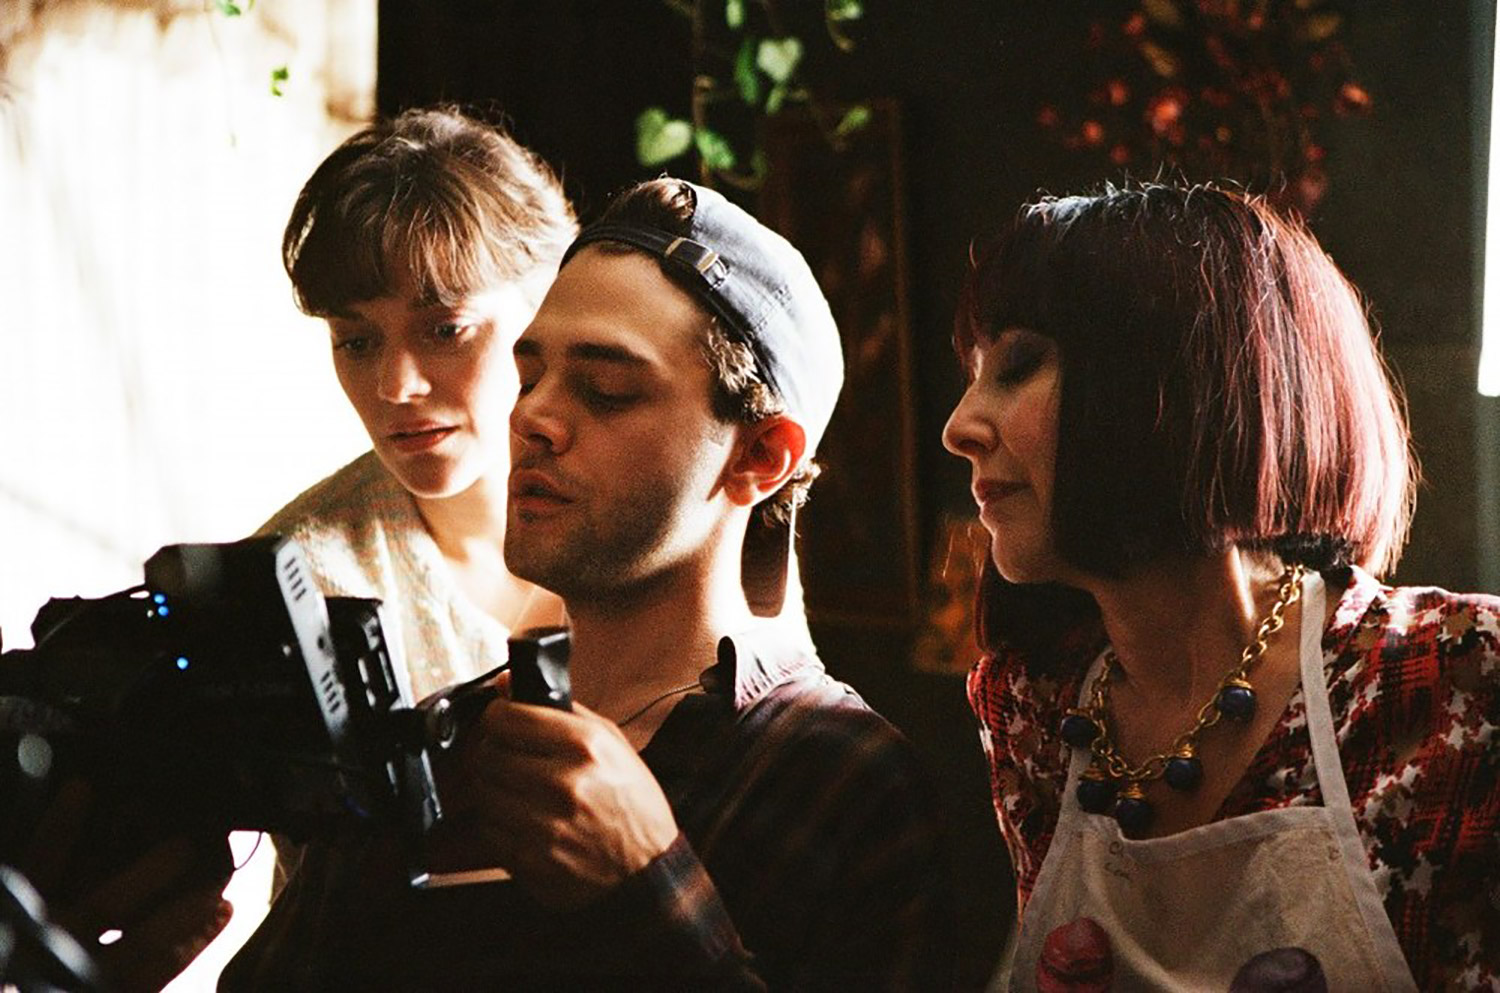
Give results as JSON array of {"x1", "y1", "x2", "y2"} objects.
[
  {"x1": 207, "y1": 0, "x2": 289, "y2": 96},
  {"x1": 635, "y1": 0, "x2": 870, "y2": 190},
  {"x1": 1038, "y1": 0, "x2": 1371, "y2": 213}
]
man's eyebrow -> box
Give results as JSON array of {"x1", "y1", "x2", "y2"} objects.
[
  {"x1": 567, "y1": 342, "x2": 651, "y2": 366},
  {"x1": 513, "y1": 338, "x2": 652, "y2": 367}
]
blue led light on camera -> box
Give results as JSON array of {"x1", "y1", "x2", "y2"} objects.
[
  {"x1": 153, "y1": 593, "x2": 167, "y2": 604},
  {"x1": 176, "y1": 657, "x2": 190, "y2": 671}
]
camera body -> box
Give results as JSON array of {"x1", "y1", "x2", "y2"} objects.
[{"x1": 0, "y1": 536, "x2": 569, "y2": 900}]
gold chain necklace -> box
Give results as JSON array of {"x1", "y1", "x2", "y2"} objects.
[{"x1": 1060, "y1": 563, "x2": 1305, "y2": 837}]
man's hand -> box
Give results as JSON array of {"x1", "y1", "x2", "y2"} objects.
[{"x1": 437, "y1": 694, "x2": 680, "y2": 909}]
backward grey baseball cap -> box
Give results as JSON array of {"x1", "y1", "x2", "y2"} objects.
[{"x1": 562, "y1": 180, "x2": 844, "y2": 458}]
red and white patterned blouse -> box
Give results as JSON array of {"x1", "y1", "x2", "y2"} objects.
[{"x1": 967, "y1": 567, "x2": 1500, "y2": 991}]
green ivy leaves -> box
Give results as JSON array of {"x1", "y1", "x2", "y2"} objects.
[
  {"x1": 635, "y1": 108, "x2": 737, "y2": 172},
  {"x1": 825, "y1": 0, "x2": 863, "y2": 52},
  {"x1": 635, "y1": 0, "x2": 869, "y2": 181},
  {"x1": 734, "y1": 37, "x2": 761, "y2": 106},
  {"x1": 694, "y1": 128, "x2": 737, "y2": 171},
  {"x1": 210, "y1": 0, "x2": 286, "y2": 96},
  {"x1": 834, "y1": 103, "x2": 872, "y2": 138},
  {"x1": 757, "y1": 37, "x2": 803, "y2": 114},
  {"x1": 756, "y1": 36, "x2": 803, "y2": 84},
  {"x1": 636, "y1": 108, "x2": 695, "y2": 166}
]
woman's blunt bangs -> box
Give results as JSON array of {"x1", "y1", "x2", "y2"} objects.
[
  {"x1": 282, "y1": 107, "x2": 577, "y2": 317},
  {"x1": 285, "y1": 162, "x2": 507, "y2": 316},
  {"x1": 955, "y1": 204, "x2": 1085, "y2": 369}
]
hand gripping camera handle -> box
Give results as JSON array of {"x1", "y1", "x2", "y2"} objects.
[{"x1": 412, "y1": 626, "x2": 572, "y2": 754}]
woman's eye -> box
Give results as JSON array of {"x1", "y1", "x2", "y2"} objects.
[
  {"x1": 433, "y1": 322, "x2": 471, "y2": 342},
  {"x1": 995, "y1": 353, "x2": 1041, "y2": 384},
  {"x1": 333, "y1": 337, "x2": 371, "y2": 357},
  {"x1": 993, "y1": 340, "x2": 1049, "y2": 385}
]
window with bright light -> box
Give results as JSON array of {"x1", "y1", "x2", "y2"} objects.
[
  {"x1": 0, "y1": 2, "x2": 375, "y2": 987},
  {"x1": 1481, "y1": 7, "x2": 1500, "y2": 396}
]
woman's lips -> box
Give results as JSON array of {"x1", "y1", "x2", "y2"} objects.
[
  {"x1": 387, "y1": 426, "x2": 457, "y2": 453},
  {"x1": 973, "y1": 479, "x2": 1027, "y2": 507}
]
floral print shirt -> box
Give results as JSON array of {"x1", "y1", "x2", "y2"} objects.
[{"x1": 967, "y1": 567, "x2": 1500, "y2": 991}]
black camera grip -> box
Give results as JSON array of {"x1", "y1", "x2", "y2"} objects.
[
  {"x1": 401, "y1": 627, "x2": 574, "y2": 754},
  {"x1": 507, "y1": 626, "x2": 572, "y2": 711}
]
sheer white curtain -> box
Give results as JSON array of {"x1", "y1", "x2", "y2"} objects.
[{"x1": 0, "y1": 2, "x2": 375, "y2": 987}]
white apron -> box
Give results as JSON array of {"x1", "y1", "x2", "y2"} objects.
[{"x1": 1005, "y1": 573, "x2": 1418, "y2": 992}]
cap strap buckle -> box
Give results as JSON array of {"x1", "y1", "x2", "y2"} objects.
[{"x1": 662, "y1": 236, "x2": 727, "y2": 286}]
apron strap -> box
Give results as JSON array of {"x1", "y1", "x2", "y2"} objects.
[{"x1": 1298, "y1": 571, "x2": 1418, "y2": 992}]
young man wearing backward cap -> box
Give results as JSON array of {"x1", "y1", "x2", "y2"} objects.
[{"x1": 225, "y1": 178, "x2": 954, "y2": 989}]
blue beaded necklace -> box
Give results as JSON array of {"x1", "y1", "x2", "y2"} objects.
[{"x1": 1060, "y1": 563, "x2": 1305, "y2": 838}]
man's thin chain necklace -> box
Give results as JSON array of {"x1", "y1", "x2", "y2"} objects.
[
  {"x1": 617, "y1": 681, "x2": 702, "y2": 728},
  {"x1": 1060, "y1": 563, "x2": 1306, "y2": 837}
]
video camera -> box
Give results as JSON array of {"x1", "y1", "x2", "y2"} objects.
[{"x1": 0, "y1": 535, "x2": 571, "y2": 905}]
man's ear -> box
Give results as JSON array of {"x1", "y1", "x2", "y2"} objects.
[{"x1": 722, "y1": 416, "x2": 806, "y2": 508}]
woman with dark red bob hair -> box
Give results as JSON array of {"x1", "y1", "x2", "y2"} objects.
[{"x1": 943, "y1": 183, "x2": 1498, "y2": 991}]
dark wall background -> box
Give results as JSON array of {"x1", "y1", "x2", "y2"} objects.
[{"x1": 377, "y1": 2, "x2": 1495, "y2": 986}]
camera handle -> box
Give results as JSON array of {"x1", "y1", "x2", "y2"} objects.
[
  {"x1": 402, "y1": 626, "x2": 573, "y2": 754},
  {"x1": 401, "y1": 627, "x2": 574, "y2": 891},
  {"x1": 506, "y1": 626, "x2": 572, "y2": 710}
]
